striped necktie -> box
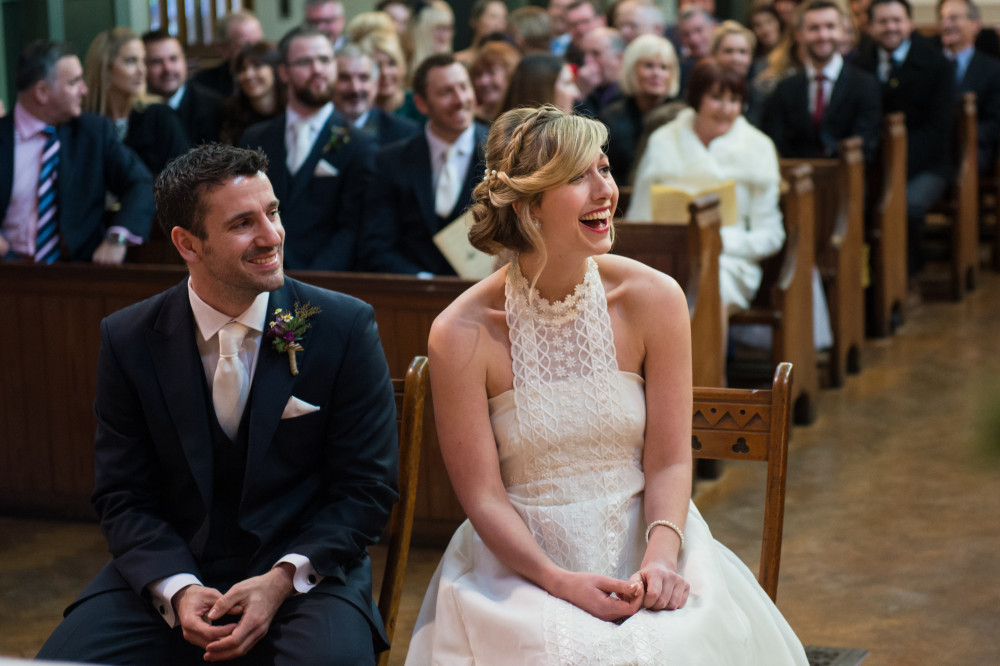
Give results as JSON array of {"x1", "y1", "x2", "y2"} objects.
[{"x1": 35, "y1": 126, "x2": 61, "y2": 264}]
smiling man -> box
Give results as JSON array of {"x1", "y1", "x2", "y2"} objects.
[
  {"x1": 763, "y1": 0, "x2": 881, "y2": 160},
  {"x1": 241, "y1": 26, "x2": 375, "y2": 270},
  {"x1": 331, "y1": 44, "x2": 419, "y2": 146},
  {"x1": 359, "y1": 53, "x2": 488, "y2": 275},
  {"x1": 36, "y1": 144, "x2": 398, "y2": 666}
]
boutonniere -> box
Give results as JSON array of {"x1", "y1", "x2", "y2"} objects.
[
  {"x1": 324, "y1": 126, "x2": 351, "y2": 154},
  {"x1": 267, "y1": 302, "x2": 322, "y2": 376}
]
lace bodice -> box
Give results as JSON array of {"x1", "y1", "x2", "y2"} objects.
[{"x1": 490, "y1": 259, "x2": 647, "y2": 579}]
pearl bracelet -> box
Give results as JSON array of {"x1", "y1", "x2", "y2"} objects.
[{"x1": 645, "y1": 520, "x2": 685, "y2": 549}]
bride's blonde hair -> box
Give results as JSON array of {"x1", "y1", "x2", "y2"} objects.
[{"x1": 469, "y1": 105, "x2": 609, "y2": 265}]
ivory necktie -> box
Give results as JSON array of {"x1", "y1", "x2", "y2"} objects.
[
  {"x1": 812, "y1": 72, "x2": 826, "y2": 126},
  {"x1": 214, "y1": 322, "x2": 250, "y2": 440},
  {"x1": 287, "y1": 119, "x2": 312, "y2": 175},
  {"x1": 435, "y1": 145, "x2": 460, "y2": 218},
  {"x1": 35, "y1": 126, "x2": 61, "y2": 264}
]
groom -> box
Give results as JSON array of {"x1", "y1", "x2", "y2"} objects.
[{"x1": 37, "y1": 145, "x2": 398, "y2": 665}]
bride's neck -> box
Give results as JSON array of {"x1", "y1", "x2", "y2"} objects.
[{"x1": 518, "y1": 252, "x2": 590, "y2": 302}]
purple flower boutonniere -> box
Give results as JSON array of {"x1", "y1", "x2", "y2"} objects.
[
  {"x1": 324, "y1": 126, "x2": 351, "y2": 154},
  {"x1": 267, "y1": 302, "x2": 322, "y2": 376}
]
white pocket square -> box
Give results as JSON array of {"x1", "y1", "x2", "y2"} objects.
[
  {"x1": 282, "y1": 396, "x2": 321, "y2": 419},
  {"x1": 314, "y1": 159, "x2": 339, "y2": 177}
]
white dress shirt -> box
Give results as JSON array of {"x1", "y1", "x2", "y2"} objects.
[
  {"x1": 804, "y1": 53, "x2": 844, "y2": 115},
  {"x1": 426, "y1": 123, "x2": 475, "y2": 200}
]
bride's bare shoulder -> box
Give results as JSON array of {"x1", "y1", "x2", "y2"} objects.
[
  {"x1": 430, "y1": 265, "x2": 508, "y2": 348},
  {"x1": 596, "y1": 254, "x2": 685, "y2": 307}
]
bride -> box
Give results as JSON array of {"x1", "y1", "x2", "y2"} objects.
[{"x1": 405, "y1": 105, "x2": 807, "y2": 665}]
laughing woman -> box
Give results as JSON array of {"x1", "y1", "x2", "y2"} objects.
[
  {"x1": 83, "y1": 27, "x2": 189, "y2": 175},
  {"x1": 405, "y1": 104, "x2": 808, "y2": 664}
]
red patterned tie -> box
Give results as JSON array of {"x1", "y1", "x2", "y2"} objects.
[{"x1": 812, "y1": 72, "x2": 826, "y2": 126}]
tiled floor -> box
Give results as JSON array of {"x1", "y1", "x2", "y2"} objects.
[{"x1": 3, "y1": 273, "x2": 1000, "y2": 665}]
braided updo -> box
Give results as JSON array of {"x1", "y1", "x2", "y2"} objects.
[{"x1": 468, "y1": 105, "x2": 609, "y2": 258}]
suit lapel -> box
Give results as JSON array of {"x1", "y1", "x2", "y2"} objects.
[
  {"x1": 411, "y1": 136, "x2": 438, "y2": 234},
  {"x1": 261, "y1": 114, "x2": 290, "y2": 202},
  {"x1": 0, "y1": 116, "x2": 13, "y2": 214},
  {"x1": 243, "y1": 282, "x2": 300, "y2": 496},
  {"x1": 146, "y1": 281, "x2": 214, "y2": 510}
]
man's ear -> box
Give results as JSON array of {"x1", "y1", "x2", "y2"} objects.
[
  {"x1": 278, "y1": 63, "x2": 290, "y2": 85},
  {"x1": 414, "y1": 93, "x2": 429, "y2": 116},
  {"x1": 31, "y1": 80, "x2": 51, "y2": 107},
  {"x1": 171, "y1": 226, "x2": 201, "y2": 263}
]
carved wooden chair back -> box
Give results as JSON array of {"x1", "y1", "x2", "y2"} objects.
[
  {"x1": 692, "y1": 361, "x2": 793, "y2": 602},
  {"x1": 377, "y1": 355, "x2": 429, "y2": 666}
]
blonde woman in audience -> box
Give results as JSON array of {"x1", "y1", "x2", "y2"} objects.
[
  {"x1": 83, "y1": 27, "x2": 188, "y2": 175},
  {"x1": 219, "y1": 42, "x2": 285, "y2": 146},
  {"x1": 599, "y1": 34, "x2": 681, "y2": 184},
  {"x1": 346, "y1": 11, "x2": 396, "y2": 45},
  {"x1": 406, "y1": 0, "x2": 455, "y2": 79},
  {"x1": 361, "y1": 30, "x2": 410, "y2": 114},
  {"x1": 470, "y1": 40, "x2": 522, "y2": 124},
  {"x1": 749, "y1": 4, "x2": 785, "y2": 78},
  {"x1": 405, "y1": 103, "x2": 808, "y2": 665},
  {"x1": 456, "y1": 0, "x2": 510, "y2": 65},
  {"x1": 711, "y1": 20, "x2": 757, "y2": 80}
]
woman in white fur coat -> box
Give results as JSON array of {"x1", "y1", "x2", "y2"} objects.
[{"x1": 626, "y1": 57, "x2": 784, "y2": 313}]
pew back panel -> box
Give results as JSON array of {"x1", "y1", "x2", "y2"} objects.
[{"x1": 868, "y1": 113, "x2": 908, "y2": 337}]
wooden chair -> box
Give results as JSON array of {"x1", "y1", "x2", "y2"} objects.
[
  {"x1": 925, "y1": 92, "x2": 980, "y2": 300},
  {"x1": 613, "y1": 196, "x2": 725, "y2": 387},
  {"x1": 781, "y1": 136, "x2": 866, "y2": 388},
  {"x1": 377, "y1": 355, "x2": 429, "y2": 666},
  {"x1": 867, "y1": 113, "x2": 908, "y2": 337},
  {"x1": 729, "y1": 165, "x2": 818, "y2": 425},
  {"x1": 692, "y1": 361, "x2": 793, "y2": 602}
]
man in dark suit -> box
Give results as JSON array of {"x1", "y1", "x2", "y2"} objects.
[
  {"x1": 36, "y1": 144, "x2": 398, "y2": 665},
  {"x1": 192, "y1": 10, "x2": 264, "y2": 98},
  {"x1": 764, "y1": 0, "x2": 882, "y2": 161},
  {"x1": 939, "y1": 0, "x2": 1000, "y2": 173},
  {"x1": 855, "y1": 0, "x2": 955, "y2": 284},
  {"x1": 1, "y1": 41, "x2": 153, "y2": 263},
  {"x1": 332, "y1": 44, "x2": 420, "y2": 147},
  {"x1": 359, "y1": 54, "x2": 487, "y2": 275},
  {"x1": 242, "y1": 26, "x2": 375, "y2": 271},
  {"x1": 143, "y1": 30, "x2": 225, "y2": 146}
]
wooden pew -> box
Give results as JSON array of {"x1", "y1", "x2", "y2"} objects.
[
  {"x1": 730, "y1": 164, "x2": 819, "y2": 425},
  {"x1": 780, "y1": 137, "x2": 866, "y2": 388},
  {"x1": 612, "y1": 196, "x2": 725, "y2": 387},
  {"x1": 982, "y1": 153, "x2": 1000, "y2": 270},
  {"x1": 868, "y1": 113, "x2": 908, "y2": 337},
  {"x1": 926, "y1": 92, "x2": 980, "y2": 300}
]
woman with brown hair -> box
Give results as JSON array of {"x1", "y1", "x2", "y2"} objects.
[
  {"x1": 469, "y1": 40, "x2": 522, "y2": 124},
  {"x1": 500, "y1": 53, "x2": 579, "y2": 114},
  {"x1": 220, "y1": 42, "x2": 286, "y2": 146}
]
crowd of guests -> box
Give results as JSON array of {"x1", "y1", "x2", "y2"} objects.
[{"x1": 3, "y1": 0, "x2": 999, "y2": 303}]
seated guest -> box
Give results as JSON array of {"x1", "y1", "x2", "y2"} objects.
[
  {"x1": 142, "y1": 30, "x2": 224, "y2": 145},
  {"x1": 407, "y1": 1, "x2": 455, "y2": 80},
  {"x1": 599, "y1": 34, "x2": 681, "y2": 184},
  {"x1": 220, "y1": 42, "x2": 286, "y2": 146},
  {"x1": 333, "y1": 44, "x2": 421, "y2": 146},
  {"x1": 613, "y1": 0, "x2": 667, "y2": 45},
  {"x1": 501, "y1": 53, "x2": 580, "y2": 114},
  {"x1": 304, "y1": 0, "x2": 347, "y2": 51},
  {"x1": 346, "y1": 11, "x2": 397, "y2": 44},
  {"x1": 855, "y1": 0, "x2": 955, "y2": 294},
  {"x1": 763, "y1": 0, "x2": 882, "y2": 161},
  {"x1": 628, "y1": 58, "x2": 785, "y2": 316},
  {"x1": 1, "y1": 41, "x2": 153, "y2": 264},
  {"x1": 359, "y1": 54, "x2": 487, "y2": 275},
  {"x1": 456, "y1": 0, "x2": 509, "y2": 66},
  {"x1": 507, "y1": 6, "x2": 552, "y2": 55},
  {"x1": 939, "y1": 0, "x2": 1000, "y2": 173},
  {"x1": 83, "y1": 28, "x2": 190, "y2": 176},
  {"x1": 377, "y1": 0, "x2": 411, "y2": 37},
  {"x1": 36, "y1": 144, "x2": 398, "y2": 666},
  {"x1": 192, "y1": 10, "x2": 264, "y2": 98},
  {"x1": 712, "y1": 20, "x2": 756, "y2": 81},
  {"x1": 361, "y1": 30, "x2": 410, "y2": 115},
  {"x1": 749, "y1": 5, "x2": 785, "y2": 80},
  {"x1": 242, "y1": 26, "x2": 375, "y2": 271},
  {"x1": 469, "y1": 40, "x2": 522, "y2": 125},
  {"x1": 577, "y1": 26, "x2": 626, "y2": 116},
  {"x1": 677, "y1": 7, "x2": 716, "y2": 74},
  {"x1": 746, "y1": 27, "x2": 802, "y2": 127}
]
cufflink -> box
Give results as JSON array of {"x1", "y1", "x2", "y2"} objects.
[
  {"x1": 158, "y1": 604, "x2": 166, "y2": 615},
  {"x1": 307, "y1": 574, "x2": 317, "y2": 584}
]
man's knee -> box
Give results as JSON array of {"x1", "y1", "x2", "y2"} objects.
[{"x1": 259, "y1": 592, "x2": 378, "y2": 666}]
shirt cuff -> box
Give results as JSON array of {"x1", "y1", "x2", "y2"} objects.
[
  {"x1": 277, "y1": 554, "x2": 323, "y2": 594},
  {"x1": 106, "y1": 225, "x2": 144, "y2": 246},
  {"x1": 149, "y1": 573, "x2": 203, "y2": 627}
]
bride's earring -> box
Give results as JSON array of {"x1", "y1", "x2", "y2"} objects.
[{"x1": 532, "y1": 217, "x2": 541, "y2": 228}]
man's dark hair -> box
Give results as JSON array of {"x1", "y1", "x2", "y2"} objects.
[
  {"x1": 868, "y1": 0, "x2": 913, "y2": 21},
  {"x1": 16, "y1": 41, "x2": 76, "y2": 93},
  {"x1": 567, "y1": 0, "x2": 599, "y2": 15},
  {"x1": 154, "y1": 144, "x2": 269, "y2": 238},
  {"x1": 141, "y1": 29, "x2": 178, "y2": 47},
  {"x1": 278, "y1": 25, "x2": 329, "y2": 63},
  {"x1": 413, "y1": 52, "x2": 459, "y2": 98},
  {"x1": 797, "y1": 0, "x2": 845, "y2": 29}
]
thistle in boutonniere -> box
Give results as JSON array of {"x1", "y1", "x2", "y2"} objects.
[
  {"x1": 267, "y1": 302, "x2": 322, "y2": 376},
  {"x1": 325, "y1": 126, "x2": 351, "y2": 154}
]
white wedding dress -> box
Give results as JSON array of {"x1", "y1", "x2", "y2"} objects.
[{"x1": 405, "y1": 259, "x2": 808, "y2": 665}]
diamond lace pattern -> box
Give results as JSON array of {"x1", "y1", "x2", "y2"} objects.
[{"x1": 505, "y1": 258, "x2": 661, "y2": 663}]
